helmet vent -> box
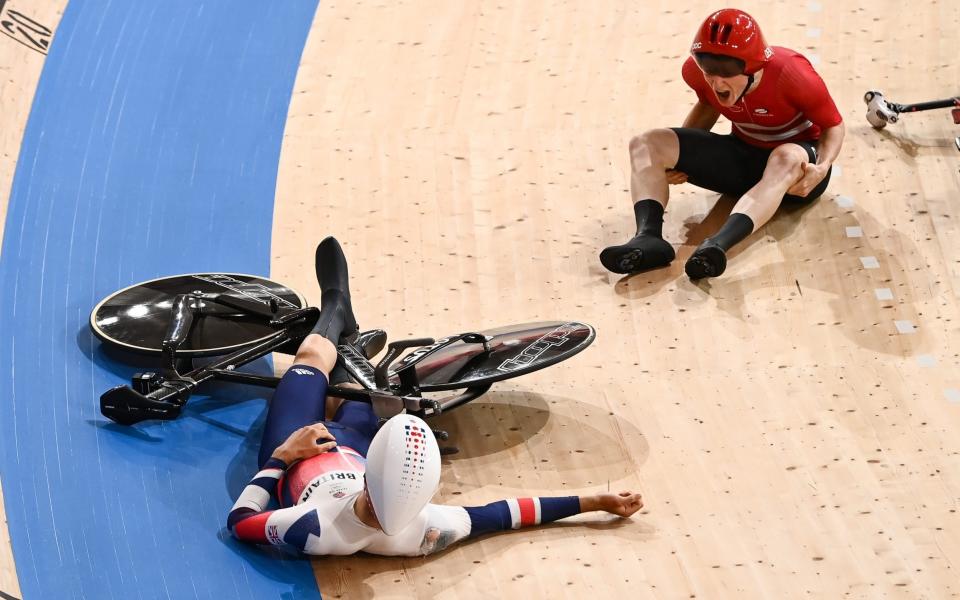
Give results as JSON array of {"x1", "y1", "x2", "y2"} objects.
[
  {"x1": 398, "y1": 423, "x2": 428, "y2": 499},
  {"x1": 366, "y1": 413, "x2": 442, "y2": 534},
  {"x1": 692, "y1": 9, "x2": 769, "y2": 75},
  {"x1": 719, "y1": 24, "x2": 733, "y2": 45},
  {"x1": 708, "y1": 22, "x2": 734, "y2": 45}
]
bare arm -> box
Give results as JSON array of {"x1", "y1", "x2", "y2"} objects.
[
  {"x1": 682, "y1": 101, "x2": 721, "y2": 130},
  {"x1": 579, "y1": 492, "x2": 644, "y2": 516},
  {"x1": 814, "y1": 121, "x2": 845, "y2": 167},
  {"x1": 787, "y1": 121, "x2": 845, "y2": 197}
]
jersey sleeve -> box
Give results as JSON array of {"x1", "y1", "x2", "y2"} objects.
[
  {"x1": 681, "y1": 56, "x2": 711, "y2": 104},
  {"x1": 416, "y1": 504, "x2": 472, "y2": 555},
  {"x1": 233, "y1": 503, "x2": 328, "y2": 552},
  {"x1": 781, "y1": 54, "x2": 842, "y2": 128},
  {"x1": 228, "y1": 457, "x2": 286, "y2": 544},
  {"x1": 361, "y1": 496, "x2": 585, "y2": 557},
  {"x1": 228, "y1": 458, "x2": 327, "y2": 553},
  {"x1": 462, "y1": 496, "x2": 582, "y2": 536},
  {"x1": 359, "y1": 504, "x2": 471, "y2": 557}
]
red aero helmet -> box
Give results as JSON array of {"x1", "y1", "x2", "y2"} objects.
[{"x1": 691, "y1": 8, "x2": 772, "y2": 75}]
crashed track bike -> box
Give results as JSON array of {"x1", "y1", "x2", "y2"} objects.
[{"x1": 91, "y1": 273, "x2": 595, "y2": 436}]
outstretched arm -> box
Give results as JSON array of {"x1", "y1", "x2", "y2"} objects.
[
  {"x1": 463, "y1": 492, "x2": 643, "y2": 537},
  {"x1": 408, "y1": 491, "x2": 644, "y2": 556}
]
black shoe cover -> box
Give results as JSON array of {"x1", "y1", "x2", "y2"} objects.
[
  {"x1": 599, "y1": 235, "x2": 675, "y2": 275},
  {"x1": 313, "y1": 237, "x2": 359, "y2": 341},
  {"x1": 316, "y1": 237, "x2": 351, "y2": 298},
  {"x1": 684, "y1": 240, "x2": 727, "y2": 280}
]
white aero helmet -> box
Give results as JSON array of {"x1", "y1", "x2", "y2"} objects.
[{"x1": 365, "y1": 414, "x2": 441, "y2": 535}]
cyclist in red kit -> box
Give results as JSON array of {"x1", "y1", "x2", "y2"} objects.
[{"x1": 600, "y1": 8, "x2": 845, "y2": 279}]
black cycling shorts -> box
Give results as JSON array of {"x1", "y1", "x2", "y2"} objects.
[{"x1": 670, "y1": 128, "x2": 831, "y2": 203}]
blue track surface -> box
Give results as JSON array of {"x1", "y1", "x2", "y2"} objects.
[{"x1": 0, "y1": 1, "x2": 321, "y2": 598}]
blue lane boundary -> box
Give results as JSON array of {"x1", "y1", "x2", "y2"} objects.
[{"x1": 0, "y1": 2, "x2": 321, "y2": 598}]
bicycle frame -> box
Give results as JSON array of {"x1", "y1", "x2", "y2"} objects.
[{"x1": 99, "y1": 292, "x2": 492, "y2": 427}]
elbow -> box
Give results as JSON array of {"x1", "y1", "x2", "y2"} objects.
[
  {"x1": 227, "y1": 507, "x2": 255, "y2": 537},
  {"x1": 830, "y1": 121, "x2": 846, "y2": 149},
  {"x1": 226, "y1": 516, "x2": 241, "y2": 538}
]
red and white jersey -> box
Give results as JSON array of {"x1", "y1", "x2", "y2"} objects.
[{"x1": 682, "y1": 47, "x2": 842, "y2": 148}]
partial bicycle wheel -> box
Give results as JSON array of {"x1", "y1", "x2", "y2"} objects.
[
  {"x1": 388, "y1": 321, "x2": 595, "y2": 392},
  {"x1": 90, "y1": 273, "x2": 306, "y2": 356}
]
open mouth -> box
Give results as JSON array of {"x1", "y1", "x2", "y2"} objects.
[{"x1": 715, "y1": 90, "x2": 731, "y2": 102}]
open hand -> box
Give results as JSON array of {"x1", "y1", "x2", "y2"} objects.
[{"x1": 272, "y1": 423, "x2": 337, "y2": 464}]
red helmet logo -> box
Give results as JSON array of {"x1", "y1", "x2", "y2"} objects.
[{"x1": 691, "y1": 8, "x2": 772, "y2": 74}]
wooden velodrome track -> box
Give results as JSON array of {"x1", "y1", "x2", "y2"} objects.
[{"x1": 2, "y1": 1, "x2": 959, "y2": 598}]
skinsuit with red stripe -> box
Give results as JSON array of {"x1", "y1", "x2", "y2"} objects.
[{"x1": 226, "y1": 365, "x2": 586, "y2": 556}]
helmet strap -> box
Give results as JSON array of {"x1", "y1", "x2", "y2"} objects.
[{"x1": 735, "y1": 73, "x2": 755, "y2": 104}]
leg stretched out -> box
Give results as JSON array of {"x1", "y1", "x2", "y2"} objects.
[{"x1": 601, "y1": 128, "x2": 831, "y2": 279}]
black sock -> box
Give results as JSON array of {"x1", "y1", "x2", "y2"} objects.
[
  {"x1": 710, "y1": 213, "x2": 755, "y2": 251},
  {"x1": 633, "y1": 199, "x2": 665, "y2": 238},
  {"x1": 311, "y1": 289, "x2": 353, "y2": 344}
]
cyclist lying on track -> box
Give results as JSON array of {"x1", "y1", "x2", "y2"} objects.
[{"x1": 228, "y1": 237, "x2": 644, "y2": 556}]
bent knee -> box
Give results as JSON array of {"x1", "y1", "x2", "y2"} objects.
[
  {"x1": 629, "y1": 128, "x2": 677, "y2": 167},
  {"x1": 294, "y1": 334, "x2": 338, "y2": 372},
  {"x1": 764, "y1": 144, "x2": 807, "y2": 178}
]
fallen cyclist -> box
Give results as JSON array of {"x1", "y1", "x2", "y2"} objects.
[{"x1": 228, "y1": 237, "x2": 643, "y2": 556}]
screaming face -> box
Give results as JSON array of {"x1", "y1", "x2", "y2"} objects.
[
  {"x1": 702, "y1": 72, "x2": 750, "y2": 107},
  {"x1": 693, "y1": 52, "x2": 756, "y2": 107}
]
